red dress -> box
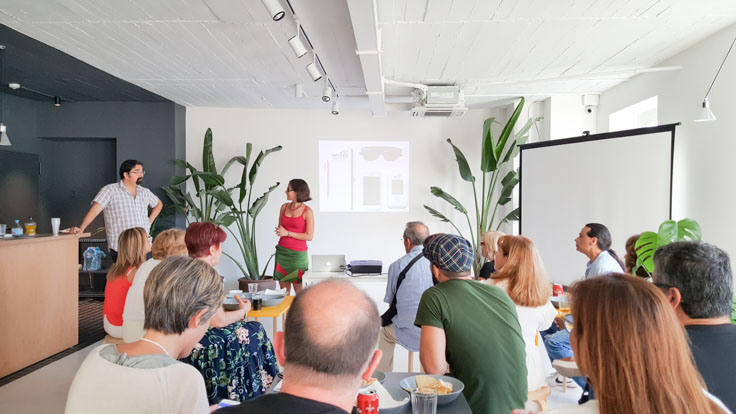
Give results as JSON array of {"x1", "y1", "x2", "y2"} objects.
[
  {"x1": 278, "y1": 211, "x2": 308, "y2": 251},
  {"x1": 103, "y1": 267, "x2": 133, "y2": 326}
]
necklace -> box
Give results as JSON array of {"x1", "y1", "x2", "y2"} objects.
[
  {"x1": 140, "y1": 337, "x2": 169, "y2": 356},
  {"x1": 289, "y1": 202, "x2": 303, "y2": 211}
]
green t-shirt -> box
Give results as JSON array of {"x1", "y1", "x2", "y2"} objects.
[{"x1": 414, "y1": 279, "x2": 527, "y2": 414}]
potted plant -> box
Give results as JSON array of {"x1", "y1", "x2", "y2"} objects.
[
  {"x1": 634, "y1": 218, "x2": 702, "y2": 276},
  {"x1": 163, "y1": 128, "x2": 282, "y2": 281},
  {"x1": 424, "y1": 97, "x2": 541, "y2": 275}
]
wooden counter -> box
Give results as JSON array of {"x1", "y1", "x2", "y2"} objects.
[{"x1": 0, "y1": 233, "x2": 89, "y2": 377}]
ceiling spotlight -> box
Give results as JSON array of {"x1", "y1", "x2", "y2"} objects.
[
  {"x1": 54, "y1": 96, "x2": 61, "y2": 107},
  {"x1": 322, "y1": 79, "x2": 333, "y2": 102},
  {"x1": 0, "y1": 124, "x2": 10, "y2": 146},
  {"x1": 331, "y1": 100, "x2": 340, "y2": 115},
  {"x1": 306, "y1": 62, "x2": 322, "y2": 82},
  {"x1": 261, "y1": 0, "x2": 285, "y2": 21},
  {"x1": 288, "y1": 21, "x2": 308, "y2": 58},
  {"x1": 8, "y1": 82, "x2": 19, "y2": 90}
]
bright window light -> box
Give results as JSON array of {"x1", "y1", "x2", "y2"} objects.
[{"x1": 609, "y1": 96, "x2": 658, "y2": 131}]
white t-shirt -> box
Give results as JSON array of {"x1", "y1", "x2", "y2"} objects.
[
  {"x1": 585, "y1": 250, "x2": 623, "y2": 278},
  {"x1": 122, "y1": 258, "x2": 161, "y2": 342},
  {"x1": 65, "y1": 345, "x2": 209, "y2": 414},
  {"x1": 493, "y1": 279, "x2": 558, "y2": 391}
]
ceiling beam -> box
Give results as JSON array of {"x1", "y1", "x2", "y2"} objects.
[{"x1": 346, "y1": 0, "x2": 385, "y2": 117}]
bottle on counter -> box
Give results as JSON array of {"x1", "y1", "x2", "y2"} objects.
[
  {"x1": 11, "y1": 219, "x2": 23, "y2": 236},
  {"x1": 24, "y1": 216, "x2": 37, "y2": 236}
]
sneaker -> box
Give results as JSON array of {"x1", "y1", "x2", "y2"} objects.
[{"x1": 551, "y1": 375, "x2": 577, "y2": 389}]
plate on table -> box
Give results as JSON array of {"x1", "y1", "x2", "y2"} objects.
[
  {"x1": 223, "y1": 293, "x2": 286, "y2": 311},
  {"x1": 373, "y1": 370, "x2": 386, "y2": 383},
  {"x1": 399, "y1": 374, "x2": 464, "y2": 405}
]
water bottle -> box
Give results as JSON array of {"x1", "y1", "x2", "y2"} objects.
[
  {"x1": 83, "y1": 247, "x2": 96, "y2": 271},
  {"x1": 92, "y1": 247, "x2": 106, "y2": 271},
  {"x1": 11, "y1": 219, "x2": 23, "y2": 236}
]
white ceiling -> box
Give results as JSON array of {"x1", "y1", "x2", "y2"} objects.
[{"x1": 1, "y1": 0, "x2": 736, "y2": 112}]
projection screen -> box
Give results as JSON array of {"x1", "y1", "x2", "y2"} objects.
[{"x1": 519, "y1": 124, "x2": 677, "y2": 285}]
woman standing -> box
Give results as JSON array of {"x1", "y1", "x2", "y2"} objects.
[
  {"x1": 490, "y1": 235, "x2": 557, "y2": 395},
  {"x1": 545, "y1": 274, "x2": 730, "y2": 414},
  {"x1": 274, "y1": 178, "x2": 314, "y2": 292},
  {"x1": 103, "y1": 227, "x2": 149, "y2": 339}
]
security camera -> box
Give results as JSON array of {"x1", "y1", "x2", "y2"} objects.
[{"x1": 585, "y1": 106, "x2": 594, "y2": 114}]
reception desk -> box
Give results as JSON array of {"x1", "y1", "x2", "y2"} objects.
[
  {"x1": 302, "y1": 271, "x2": 389, "y2": 314},
  {"x1": 0, "y1": 233, "x2": 88, "y2": 377}
]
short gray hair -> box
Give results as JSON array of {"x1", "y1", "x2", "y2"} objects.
[
  {"x1": 144, "y1": 256, "x2": 223, "y2": 334},
  {"x1": 403, "y1": 221, "x2": 429, "y2": 246},
  {"x1": 653, "y1": 241, "x2": 733, "y2": 319}
]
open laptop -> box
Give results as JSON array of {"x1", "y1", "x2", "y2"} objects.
[{"x1": 311, "y1": 255, "x2": 346, "y2": 272}]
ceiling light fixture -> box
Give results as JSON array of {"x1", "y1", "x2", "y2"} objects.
[
  {"x1": 54, "y1": 96, "x2": 61, "y2": 107},
  {"x1": 288, "y1": 19, "x2": 308, "y2": 58},
  {"x1": 0, "y1": 45, "x2": 10, "y2": 146},
  {"x1": 695, "y1": 35, "x2": 736, "y2": 122},
  {"x1": 322, "y1": 78, "x2": 333, "y2": 102},
  {"x1": 261, "y1": 0, "x2": 285, "y2": 21},
  {"x1": 331, "y1": 99, "x2": 340, "y2": 115},
  {"x1": 306, "y1": 57, "x2": 322, "y2": 82}
]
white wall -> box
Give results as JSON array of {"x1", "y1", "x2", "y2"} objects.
[
  {"x1": 597, "y1": 24, "x2": 736, "y2": 262},
  {"x1": 187, "y1": 108, "x2": 519, "y2": 288},
  {"x1": 548, "y1": 95, "x2": 598, "y2": 140}
]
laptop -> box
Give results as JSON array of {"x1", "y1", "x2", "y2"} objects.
[{"x1": 311, "y1": 255, "x2": 347, "y2": 272}]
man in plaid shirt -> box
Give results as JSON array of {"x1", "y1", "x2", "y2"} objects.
[{"x1": 71, "y1": 159, "x2": 163, "y2": 261}]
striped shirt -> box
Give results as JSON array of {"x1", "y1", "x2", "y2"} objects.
[{"x1": 93, "y1": 181, "x2": 159, "y2": 250}]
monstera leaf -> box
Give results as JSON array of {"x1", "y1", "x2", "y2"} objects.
[{"x1": 635, "y1": 219, "x2": 702, "y2": 274}]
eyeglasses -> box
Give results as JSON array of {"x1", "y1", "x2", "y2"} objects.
[{"x1": 129, "y1": 170, "x2": 145, "y2": 176}]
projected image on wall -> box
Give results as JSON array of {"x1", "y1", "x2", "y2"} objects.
[{"x1": 319, "y1": 141, "x2": 409, "y2": 212}]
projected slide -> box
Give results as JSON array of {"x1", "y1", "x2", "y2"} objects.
[{"x1": 319, "y1": 141, "x2": 409, "y2": 212}]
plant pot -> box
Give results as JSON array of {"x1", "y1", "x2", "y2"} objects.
[{"x1": 238, "y1": 276, "x2": 278, "y2": 292}]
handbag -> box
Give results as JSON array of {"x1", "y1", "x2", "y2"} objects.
[{"x1": 380, "y1": 253, "x2": 424, "y2": 327}]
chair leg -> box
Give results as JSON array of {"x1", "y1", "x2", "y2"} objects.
[
  {"x1": 562, "y1": 376, "x2": 567, "y2": 393},
  {"x1": 408, "y1": 351, "x2": 414, "y2": 373}
]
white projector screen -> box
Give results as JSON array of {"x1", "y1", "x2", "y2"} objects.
[
  {"x1": 519, "y1": 125, "x2": 676, "y2": 285},
  {"x1": 319, "y1": 141, "x2": 410, "y2": 212}
]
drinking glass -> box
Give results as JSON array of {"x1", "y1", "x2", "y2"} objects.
[
  {"x1": 0, "y1": 224, "x2": 6, "y2": 236},
  {"x1": 411, "y1": 388, "x2": 437, "y2": 414},
  {"x1": 51, "y1": 218, "x2": 61, "y2": 236},
  {"x1": 248, "y1": 283, "x2": 259, "y2": 294}
]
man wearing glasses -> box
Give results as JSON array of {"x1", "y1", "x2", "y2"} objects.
[{"x1": 71, "y1": 159, "x2": 162, "y2": 261}]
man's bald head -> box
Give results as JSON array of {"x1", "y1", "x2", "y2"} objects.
[{"x1": 284, "y1": 279, "x2": 380, "y2": 377}]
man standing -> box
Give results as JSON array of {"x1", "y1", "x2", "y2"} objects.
[
  {"x1": 71, "y1": 159, "x2": 162, "y2": 261},
  {"x1": 574, "y1": 223, "x2": 624, "y2": 278},
  {"x1": 377, "y1": 221, "x2": 433, "y2": 372},
  {"x1": 219, "y1": 279, "x2": 382, "y2": 414},
  {"x1": 653, "y1": 241, "x2": 736, "y2": 412},
  {"x1": 415, "y1": 233, "x2": 527, "y2": 414}
]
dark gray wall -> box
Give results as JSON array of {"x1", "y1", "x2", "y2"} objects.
[
  {"x1": 0, "y1": 93, "x2": 186, "y2": 233},
  {"x1": 0, "y1": 149, "x2": 39, "y2": 229}
]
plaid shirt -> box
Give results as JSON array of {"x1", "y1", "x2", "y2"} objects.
[{"x1": 93, "y1": 181, "x2": 159, "y2": 250}]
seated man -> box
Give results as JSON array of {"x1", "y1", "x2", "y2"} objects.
[
  {"x1": 219, "y1": 279, "x2": 382, "y2": 414},
  {"x1": 377, "y1": 221, "x2": 433, "y2": 371},
  {"x1": 653, "y1": 241, "x2": 736, "y2": 412},
  {"x1": 416, "y1": 233, "x2": 527, "y2": 414}
]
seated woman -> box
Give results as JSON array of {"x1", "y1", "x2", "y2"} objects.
[
  {"x1": 478, "y1": 230, "x2": 505, "y2": 279},
  {"x1": 488, "y1": 235, "x2": 557, "y2": 396},
  {"x1": 123, "y1": 228, "x2": 188, "y2": 342},
  {"x1": 182, "y1": 222, "x2": 279, "y2": 404},
  {"x1": 546, "y1": 274, "x2": 730, "y2": 414},
  {"x1": 103, "y1": 227, "x2": 149, "y2": 339},
  {"x1": 66, "y1": 256, "x2": 222, "y2": 413}
]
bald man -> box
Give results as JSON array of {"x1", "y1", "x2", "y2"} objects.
[{"x1": 219, "y1": 279, "x2": 382, "y2": 414}]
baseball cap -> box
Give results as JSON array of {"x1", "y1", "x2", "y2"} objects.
[{"x1": 423, "y1": 233, "x2": 474, "y2": 273}]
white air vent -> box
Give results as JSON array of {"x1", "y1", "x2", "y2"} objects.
[{"x1": 410, "y1": 86, "x2": 467, "y2": 117}]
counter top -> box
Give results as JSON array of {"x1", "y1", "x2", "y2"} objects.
[{"x1": 0, "y1": 232, "x2": 91, "y2": 247}]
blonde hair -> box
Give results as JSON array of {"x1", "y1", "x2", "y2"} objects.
[
  {"x1": 492, "y1": 235, "x2": 551, "y2": 307},
  {"x1": 151, "y1": 229, "x2": 187, "y2": 260},
  {"x1": 481, "y1": 230, "x2": 505, "y2": 259},
  {"x1": 107, "y1": 227, "x2": 148, "y2": 282},
  {"x1": 570, "y1": 274, "x2": 723, "y2": 414}
]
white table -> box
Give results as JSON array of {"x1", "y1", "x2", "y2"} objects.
[{"x1": 302, "y1": 271, "x2": 389, "y2": 314}]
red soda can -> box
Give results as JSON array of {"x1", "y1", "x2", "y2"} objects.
[
  {"x1": 553, "y1": 284, "x2": 564, "y2": 297},
  {"x1": 357, "y1": 389, "x2": 379, "y2": 413}
]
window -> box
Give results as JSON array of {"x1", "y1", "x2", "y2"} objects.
[{"x1": 609, "y1": 96, "x2": 658, "y2": 131}]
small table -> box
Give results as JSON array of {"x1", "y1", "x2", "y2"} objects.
[
  {"x1": 383, "y1": 372, "x2": 472, "y2": 414},
  {"x1": 247, "y1": 295, "x2": 294, "y2": 333}
]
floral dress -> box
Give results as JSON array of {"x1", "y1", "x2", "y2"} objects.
[{"x1": 181, "y1": 321, "x2": 279, "y2": 404}]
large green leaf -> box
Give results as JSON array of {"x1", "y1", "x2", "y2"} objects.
[
  {"x1": 239, "y1": 143, "x2": 253, "y2": 203},
  {"x1": 162, "y1": 185, "x2": 186, "y2": 205},
  {"x1": 208, "y1": 189, "x2": 235, "y2": 208},
  {"x1": 634, "y1": 231, "x2": 659, "y2": 274},
  {"x1": 169, "y1": 175, "x2": 191, "y2": 186},
  {"x1": 190, "y1": 171, "x2": 225, "y2": 187},
  {"x1": 497, "y1": 207, "x2": 520, "y2": 227},
  {"x1": 676, "y1": 218, "x2": 702, "y2": 241},
  {"x1": 248, "y1": 183, "x2": 281, "y2": 218},
  {"x1": 495, "y1": 97, "x2": 525, "y2": 160},
  {"x1": 481, "y1": 117, "x2": 498, "y2": 172},
  {"x1": 202, "y1": 128, "x2": 216, "y2": 174},
  {"x1": 502, "y1": 117, "x2": 541, "y2": 163},
  {"x1": 424, "y1": 205, "x2": 452, "y2": 223},
  {"x1": 222, "y1": 156, "x2": 247, "y2": 176},
  {"x1": 213, "y1": 213, "x2": 237, "y2": 227},
  {"x1": 497, "y1": 170, "x2": 519, "y2": 206},
  {"x1": 657, "y1": 220, "x2": 678, "y2": 246},
  {"x1": 430, "y1": 186, "x2": 467, "y2": 214},
  {"x1": 446, "y1": 139, "x2": 474, "y2": 182},
  {"x1": 248, "y1": 145, "x2": 283, "y2": 186},
  {"x1": 175, "y1": 159, "x2": 202, "y2": 193}
]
